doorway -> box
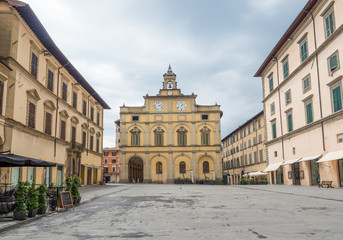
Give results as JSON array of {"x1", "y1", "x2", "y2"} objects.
[
  {"x1": 293, "y1": 162, "x2": 300, "y2": 185},
  {"x1": 128, "y1": 157, "x2": 143, "y2": 183},
  {"x1": 11, "y1": 167, "x2": 22, "y2": 186},
  {"x1": 276, "y1": 168, "x2": 284, "y2": 184},
  {"x1": 310, "y1": 160, "x2": 320, "y2": 185},
  {"x1": 87, "y1": 167, "x2": 92, "y2": 185},
  {"x1": 339, "y1": 160, "x2": 343, "y2": 187}
]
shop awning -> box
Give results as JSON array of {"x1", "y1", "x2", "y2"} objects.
[
  {"x1": 263, "y1": 163, "x2": 282, "y2": 172},
  {"x1": 317, "y1": 150, "x2": 343, "y2": 163},
  {"x1": 247, "y1": 172, "x2": 268, "y2": 177},
  {"x1": 298, "y1": 154, "x2": 322, "y2": 163},
  {"x1": 0, "y1": 154, "x2": 56, "y2": 167},
  {"x1": 282, "y1": 158, "x2": 301, "y2": 165}
]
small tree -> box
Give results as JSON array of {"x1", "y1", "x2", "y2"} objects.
[
  {"x1": 71, "y1": 176, "x2": 80, "y2": 200},
  {"x1": 14, "y1": 181, "x2": 27, "y2": 213},
  {"x1": 26, "y1": 182, "x2": 39, "y2": 211},
  {"x1": 37, "y1": 184, "x2": 47, "y2": 209}
]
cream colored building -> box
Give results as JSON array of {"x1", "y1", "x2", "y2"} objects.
[
  {"x1": 255, "y1": 0, "x2": 343, "y2": 187},
  {"x1": 222, "y1": 111, "x2": 267, "y2": 185},
  {"x1": 0, "y1": 1, "x2": 110, "y2": 186},
  {"x1": 119, "y1": 67, "x2": 222, "y2": 183}
]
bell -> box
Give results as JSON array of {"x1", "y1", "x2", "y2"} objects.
[{"x1": 168, "y1": 82, "x2": 172, "y2": 88}]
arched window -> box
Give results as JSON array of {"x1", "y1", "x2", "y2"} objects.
[
  {"x1": 203, "y1": 161, "x2": 209, "y2": 174},
  {"x1": 156, "y1": 162, "x2": 162, "y2": 174},
  {"x1": 154, "y1": 127, "x2": 164, "y2": 146},
  {"x1": 179, "y1": 161, "x2": 186, "y2": 174},
  {"x1": 201, "y1": 126, "x2": 211, "y2": 145},
  {"x1": 167, "y1": 81, "x2": 173, "y2": 89},
  {"x1": 130, "y1": 127, "x2": 141, "y2": 146},
  {"x1": 177, "y1": 127, "x2": 187, "y2": 146}
]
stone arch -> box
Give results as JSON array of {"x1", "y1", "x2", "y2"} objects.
[
  {"x1": 127, "y1": 124, "x2": 145, "y2": 132},
  {"x1": 70, "y1": 116, "x2": 79, "y2": 124},
  {"x1": 172, "y1": 123, "x2": 191, "y2": 132},
  {"x1": 198, "y1": 155, "x2": 215, "y2": 180},
  {"x1": 128, "y1": 156, "x2": 144, "y2": 183},
  {"x1": 150, "y1": 123, "x2": 167, "y2": 132},
  {"x1": 150, "y1": 156, "x2": 167, "y2": 184},
  {"x1": 43, "y1": 100, "x2": 56, "y2": 111},
  {"x1": 196, "y1": 123, "x2": 215, "y2": 132},
  {"x1": 174, "y1": 155, "x2": 192, "y2": 180}
]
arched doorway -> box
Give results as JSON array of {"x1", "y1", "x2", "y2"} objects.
[{"x1": 128, "y1": 157, "x2": 144, "y2": 183}]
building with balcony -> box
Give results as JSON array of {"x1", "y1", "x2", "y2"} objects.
[
  {"x1": 255, "y1": 0, "x2": 343, "y2": 187},
  {"x1": 222, "y1": 111, "x2": 267, "y2": 185},
  {"x1": 0, "y1": 0, "x2": 110, "y2": 187},
  {"x1": 119, "y1": 66, "x2": 222, "y2": 183}
]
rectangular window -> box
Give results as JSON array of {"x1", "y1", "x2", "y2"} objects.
[
  {"x1": 303, "y1": 75, "x2": 311, "y2": 92},
  {"x1": 328, "y1": 52, "x2": 339, "y2": 75},
  {"x1": 28, "y1": 102, "x2": 36, "y2": 128},
  {"x1": 332, "y1": 85, "x2": 342, "y2": 112},
  {"x1": 71, "y1": 126, "x2": 76, "y2": 147},
  {"x1": 112, "y1": 159, "x2": 116, "y2": 164},
  {"x1": 72, "y1": 91, "x2": 77, "y2": 108},
  {"x1": 104, "y1": 167, "x2": 108, "y2": 173},
  {"x1": 259, "y1": 150, "x2": 263, "y2": 162},
  {"x1": 45, "y1": 112, "x2": 52, "y2": 135},
  {"x1": 324, "y1": 9, "x2": 335, "y2": 38},
  {"x1": 62, "y1": 82, "x2": 67, "y2": 101},
  {"x1": 82, "y1": 100, "x2": 87, "y2": 115},
  {"x1": 283, "y1": 58, "x2": 289, "y2": 79},
  {"x1": 112, "y1": 151, "x2": 116, "y2": 156},
  {"x1": 249, "y1": 153, "x2": 252, "y2": 165},
  {"x1": 305, "y1": 101, "x2": 313, "y2": 124},
  {"x1": 248, "y1": 139, "x2": 251, "y2": 148},
  {"x1": 338, "y1": 133, "x2": 343, "y2": 143},
  {"x1": 31, "y1": 52, "x2": 38, "y2": 78},
  {"x1": 82, "y1": 131, "x2": 86, "y2": 147},
  {"x1": 96, "y1": 138, "x2": 99, "y2": 152},
  {"x1": 60, "y1": 120, "x2": 66, "y2": 140},
  {"x1": 272, "y1": 121, "x2": 277, "y2": 139},
  {"x1": 269, "y1": 75, "x2": 274, "y2": 92},
  {"x1": 90, "y1": 136, "x2": 94, "y2": 151},
  {"x1": 47, "y1": 70, "x2": 54, "y2": 91},
  {"x1": 254, "y1": 151, "x2": 257, "y2": 163},
  {"x1": 287, "y1": 112, "x2": 293, "y2": 132},
  {"x1": 271, "y1": 102, "x2": 275, "y2": 115},
  {"x1": 300, "y1": 39, "x2": 308, "y2": 62},
  {"x1": 132, "y1": 116, "x2": 139, "y2": 121},
  {"x1": 258, "y1": 119, "x2": 261, "y2": 129},
  {"x1": 112, "y1": 166, "x2": 116, "y2": 172},
  {"x1": 201, "y1": 114, "x2": 209, "y2": 120},
  {"x1": 253, "y1": 137, "x2": 256, "y2": 145},
  {"x1": 0, "y1": 81, "x2": 3, "y2": 115},
  {"x1": 245, "y1": 155, "x2": 247, "y2": 165},
  {"x1": 104, "y1": 152, "x2": 109, "y2": 156},
  {"x1": 258, "y1": 134, "x2": 262, "y2": 143},
  {"x1": 285, "y1": 90, "x2": 291, "y2": 105},
  {"x1": 97, "y1": 112, "x2": 100, "y2": 125},
  {"x1": 90, "y1": 107, "x2": 94, "y2": 121}
]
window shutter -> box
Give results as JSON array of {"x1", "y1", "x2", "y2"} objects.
[
  {"x1": 45, "y1": 112, "x2": 52, "y2": 135},
  {"x1": 330, "y1": 55, "x2": 338, "y2": 71},
  {"x1": 61, "y1": 120, "x2": 66, "y2": 140},
  {"x1": 333, "y1": 87, "x2": 342, "y2": 112},
  {"x1": 28, "y1": 102, "x2": 36, "y2": 128},
  {"x1": 47, "y1": 70, "x2": 54, "y2": 91},
  {"x1": 0, "y1": 81, "x2": 3, "y2": 115},
  {"x1": 62, "y1": 83, "x2": 67, "y2": 101},
  {"x1": 31, "y1": 53, "x2": 38, "y2": 78}
]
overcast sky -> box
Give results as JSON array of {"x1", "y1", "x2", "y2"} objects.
[{"x1": 24, "y1": 0, "x2": 307, "y2": 147}]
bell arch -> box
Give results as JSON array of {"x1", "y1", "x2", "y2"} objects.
[{"x1": 128, "y1": 156, "x2": 144, "y2": 183}]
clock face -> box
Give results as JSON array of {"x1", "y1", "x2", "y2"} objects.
[
  {"x1": 167, "y1": 90, "x2": 173, "y2": 96},
  {"x1": 176, "y1": 101, "x2": 187, "y2": 111},
  {"x1": 153, "y1": 101, "x2": 164, "y2": 111}
]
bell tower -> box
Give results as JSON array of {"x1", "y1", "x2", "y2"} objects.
[{"x1": 159, "y1": 65, "x2": 181, "y2": 96}]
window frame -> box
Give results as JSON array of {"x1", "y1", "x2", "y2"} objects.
[
  {"x1": 299, "y1": 37, "x2": 308, "y2": 62},
  {"x1": 327, "y1": 51, "x2": 340, "y2": 76},
  {"x1": 179, "y1": 161, "x2": 186, "y2": 174},
  {"x1": 305, "y1": 99, "x2": 314, "y2": 124},
  {"x1": 286, "y1": 111, "x2": 293, "y2": 132},
  {"x1": 268, "y1": 74, "x2": 274, "y2": 93},
  {"x1": 302, "y1": 74, "x2": 311, "y2": 93},
  {"x1": 271, "y1": 102, "x2": 275, "y2": 115},
  {"x1": 322, "y1": 5, "x2": 335, "y2": 39},
  {"x1": 271, "y1": 120, "x2": 277, "y2": 139},
  {"x1": 285, "y1": 89, "x2": 292, "y2": 105},
  {"x1": 203, "y1": 161, "x2": 209, "y2": 174},
  {"x1": 331, "y1": 83, "x2": 343, "y2": 113}
]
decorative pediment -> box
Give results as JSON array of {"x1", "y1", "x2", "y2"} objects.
[
  {"x1": 43, "y1": 100, "x2": 56, "y2": 110},
  {"x1": 154, "y1": 127, "x2": 164, "y2": 133},
  {"x1": 130, "y1": 127, "x2": 141, "y2": 133},
  {"x1": 89, "y1": 127, "x2": 95, "y2": 134},
  {"x1": 26, "y1": 89, "x2": 40, "y2": 101},
  {"x1": 81, "y1": 122, "x2": 88, "y2": 129},
  {"x1": 200, "y1": 126, "x2": 211, "y2": 132},
  {"x1": 70, "y1": 116, "x2": 79, "y2": 124},
  {"x1": 59, "y1": 110, "x2": 69, "y2": 119},
  {"x1": 96, "y1": 132, "x2": 101, "y2": 137},
  {"x1": 177, "y1": 126, "x2": 187, "y2": 132}
]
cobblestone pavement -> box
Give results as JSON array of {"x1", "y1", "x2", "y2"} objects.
[{"x1": 1, "y1": 184, "x2": 342, "y2": 239}]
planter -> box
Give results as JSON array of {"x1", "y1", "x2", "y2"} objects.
[
  {"x1": 37, "y1": 206, "x2": 47, "y2": 214},
  {"x1": 13, "y1": 211, "x2": 27, "y2": 221},
  {"x1": 77, "y1": 197, "x2": 81, "y2": 204},
  {"x1": 28, "y1": 209, "x2": 38, "y2": 218},
  {"x1": 49, "y1": 199, "x2": 57, "y2": 211}
]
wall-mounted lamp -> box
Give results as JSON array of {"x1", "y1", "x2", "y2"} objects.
[
  {"x1": 271, "y1": 57, "x2": 277, "y2": 62},
  {"x1": 287, "y1": 37, "x2": 293, "y2": 41},
  {"x1": 42, "y1": 50, "x2": 52, "y2": 56}
]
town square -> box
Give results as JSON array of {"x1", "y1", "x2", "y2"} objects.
[{"x1": 0, "y1": 0, "x2": 343, "y2": 239}]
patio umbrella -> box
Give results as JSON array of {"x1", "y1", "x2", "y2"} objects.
[{"x1": 0, "y1": 154, "x2": 56, "y2": 167}]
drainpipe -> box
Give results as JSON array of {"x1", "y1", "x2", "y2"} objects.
[
  {"x1": 86, "y1": 93, "x2": 96, "y2": 155},
  {"x1": 54, "y1": 62, "x2": 69, "y2": 157},
  {"x1": 302, "y1": 9, "x2": 325, "y2": 151}
]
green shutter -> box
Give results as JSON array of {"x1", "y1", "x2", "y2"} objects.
[
  {"x1": 272, "y1": 123, "x2": 277, "y2": 139},
  {"x1": 306, "y1": 103, "x2": 313, "y2": 124},
  {"x1": 333, "y1": 86, "x2": 342, "y2": 112},
  {"x1": 301, "y1": 41, "x2": 308, "y2": 62},
  {"x1": 283, "y1": 61, "x2": 289, "y2": 78},
  {"x1": 287, "y1": 114, "x2": 293, "y2": 132},
  {"x1": 330, "y1": 55, "x2": 338, "y2": 72},
  {"x1": 269, "y1": 78, "x2": 273, "y2": 92}
]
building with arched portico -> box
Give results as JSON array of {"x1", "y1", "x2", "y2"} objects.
[{"x1": 119, "y1": 66, "x2": 222, "y2": 183}]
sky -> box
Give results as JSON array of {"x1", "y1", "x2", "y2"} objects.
[{"x1": 24, "y1": 0, "x2": 308, "y2": 147}]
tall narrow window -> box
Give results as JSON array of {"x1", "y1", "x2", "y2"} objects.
[
  {"x1": 31, "y1": 52, "x2": 38, "y2": 78},
  {"x1": 179, "y1": 161, "x2": 186, "y2": 174},
  {"x1": 254, "y1": 151, "x2": 258, "y2": 163},
  {"x1": 60, "y1": 120, "x2": 66, "y2": 140},
  {"x1": 62, "y1": 82, "x2": 67, "y2": 101},
  {"x1": 259, "y1": 150, "x2": 263, "y2": 162},
  {"x1": 332, "y1": 85, "x2": 342, "y2": 112},
  {"x1": 285, "y1": 90, "x2": 291, "y2": 105},
  {"x1": 96, "y1": 138, "x2": 99, "y2": 152},
  {"x1": 271, "y1": 102, "x2": 275, "y2": 115},
  {"x1": 324, "y1": 9, "x2": 335, "y2": 38},
  {"x1": 90, "y1": 107, "x2": 94, "y2": 121},
  {"x1": 154, "y1": 127, "x2": 164, "y2": 146},
  {"x1": 300, "y1": 39, "x2": 308, "y2": 62},
  {"x1": 97, "y1": 112, "x2": 100, "y2": 125},
  {"x1": 71, "y1": 126, "x2": 76, "y2": 148},
  {"x1": 269, "y1": 74, "x2": 274, "y2": 92},
  {"x1": 272, "y1": 121, "x2": 277, "y2": 139},
  {"x1": 303, "y1": 75, "x2": 311, "y2": 92},
  {"x1": 287, "y1": 111, "x2": 293, "y2": 132},
  {"x1": 328, "y1": 52, "x2": 339, "y2": 74},
  {"x1": 72, "y1": 91, "x2": 77, "y2": 108},
  {"x1": 305, "y1": 101, "x2": 313, "y2": 124},
  {"x1": 28, "y1": 102, "x2": 36, "y2": 128},
  {"x1": 130, "y1": 127, "x2": 141, "y2": 146},
  {"x1": 82, "y1": 100, "x2": 87, "y2": 115},
  {"x1": 203, "y1": 161, "x2": 209, "y2": 174},
  {"x1": 82, "y1": 131, "x2": 86, "y2": 147},
  {"x1": 156, "y1": 162, "x2": 162, "y2": 174},
  {"x1": 283, "y1": 57, "x2": 289, "y2": 79},
  {"x1": 47, "y1": 70, "x2": 54, "y2": 91},
  {"x1": 201, "y1": 126, "x2": 210, "y2": 145},
  {"x1": 0, "y1": 81, "x2": 3, "y2": 115},
  {"x1": 90, "y1": 135, "x2": 94, "y2": 151},
  {"x1": 44, "y1": 112, "x2": 52, "y2": 135},
  {"x1": 177, "y1": 127, "x2": 187, "y2": 146}
]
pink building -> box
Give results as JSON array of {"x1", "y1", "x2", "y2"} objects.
[
  {"x1": 102, "y1": 147, "x2": 120, "y2": 183},
  {"x1": 255, "y1": 0, "x2": 343, "y2": 187}
]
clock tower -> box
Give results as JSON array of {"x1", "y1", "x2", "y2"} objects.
[{"x1": 119, "y1": 67, "x2": 223, "y2": 184}]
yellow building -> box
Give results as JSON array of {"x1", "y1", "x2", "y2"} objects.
[
  {"x1": 119, "y1": 66, "x2": 222, "y2": 183},
  {"x1": 222, "y1": 111, "x2": 267, "y2": 185},
  {"x1": 0, "y1": 1, "x2": 110, "y2": 187}
]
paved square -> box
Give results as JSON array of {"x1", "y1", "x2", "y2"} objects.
[{"x1": 1, "y1": 184, "x2": 342, "y2": 239}]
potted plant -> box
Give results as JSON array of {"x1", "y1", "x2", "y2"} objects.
[
  {"x1": 71, "y1": 176, "x2": 81, "y2": 204},
  {"x1": 37, "y1": 184, "x2": 47, "y2": 214},
  {"x1": 46, "y1": 184, "x2": 58, "y2": 211},
  {"x1": 13, "y1": 181, "x2": 27, "y2": 220},
  {"x1": 26, "y1": 182, "x2": 38, "y2": 217}
]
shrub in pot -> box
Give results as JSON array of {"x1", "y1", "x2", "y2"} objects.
[
  {"x1": 37, "y1": 184, "x2": 47, "y2": 214},
  {"x1": 27, "y1": 182, "x2": 39, "y2": 217},
  {"x1": 72, "y1": 176, "x2": 81, "y2": 204},
  {"x1": 13, "y1": 181, "x2": 27, "y2": 220}
]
